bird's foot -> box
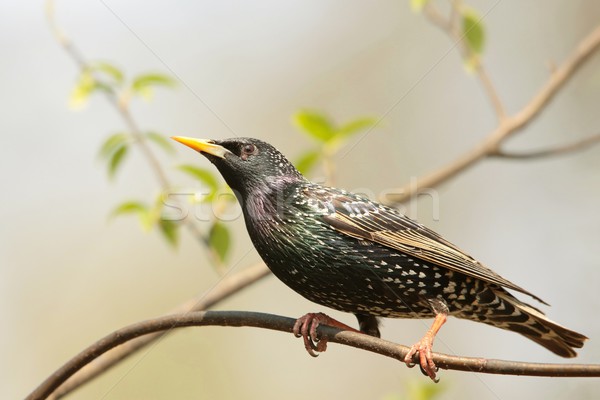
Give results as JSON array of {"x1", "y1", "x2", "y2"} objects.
[
  {"x1": 404, "y1": 333, "x2": 439, "y2": 382},
  {"x1": 293, "y1": 312, "x2": 361, "y2": 357}
]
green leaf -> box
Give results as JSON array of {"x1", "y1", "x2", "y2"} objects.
[
  {"x1": 410, "y1": 0, "x2": 429, "y2": 12},
  {"x1": 108, "y1": 145, "x2": 128, "y2": 179},
  {"x1": 132, "y1": 73, "x2": 176, "y2": 89},
  {"x1": 146, "y1": 131, "x2": 175, "y2": 154},
  {"x1": 131, "y1": 73, "x2": 176, "y2": 100},
  {"x1": 337, "y1": 117, "x2": 378, "y2": 138},
  {"x1": 209, "y1": 222, "x2": 231, "y2": 262},
  {"x1": 99, "y1": 133, "x2": 130, "y2": 159},
  {"x1": 110, "y1": 201, "x2": 147, "y2": 218},
  {"x1": 177, "y1": 164, "x2": 219, "y2": 193},
  {"x1": 158, "y1": 219, "x2": 179, "y2": 247},
  {"x1": 295, "y1": 150, "x2": 321, "y2": 176},
  {"x1": 109, "y1": 201, "x2": 154, "y2": 231},
  {"x1": 462, "y1": 8, "x2": 485, "y2": 55},
  {"x1": 69, "y1": 70, "x2": 97, "y2": 109},
  {"x1": 406, "y1": 380, "x2": 446, "y2": 400},
  {"x1": 100, "y1": 132, "x2": 131, "y2": 180},
  {"x1": 92, "y1": 61, "x2": 124, "y2": 85},
  {"x1": 68, "y1": 69, "x2": 115, "y2": 109},
  {"x1": 293, "y1": 110, "x2": 335, "y2": 142}
]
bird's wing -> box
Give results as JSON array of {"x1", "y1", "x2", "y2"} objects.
[{"x1": 310, "y1": 190, "x2": 546, "y2": 304}]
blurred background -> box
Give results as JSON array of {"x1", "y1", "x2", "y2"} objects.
[{"x1": 2, "y1": 1, "x2": 600, "y2": 399}]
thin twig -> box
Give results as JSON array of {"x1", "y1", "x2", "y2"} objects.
[
  {"x1": 492, "y1": 133, "x2": 600, "y2": 160},
  {"x1": 424, "y1": 2, "x2": 507, "y2": 121},
  {"x1": 46, "y1": 0, "x2": 229, "y2": 263},
  {"x1": 118, "y1": 104, "x2": 171, "y2": 187},
  {"x1": 383, "y1": 24, "x2": 600, "y2": 205},
  {"x1": 473, "y1": 64, "x2": 507, "y2": 121},
  {"x1": 448, "y1": 0, "x2": 461, "y2": 32},
  {"x1": 46, "y1": 2, "x2": 167, "y2": 195},
  {"x1": 28, "y1": 310, "x2": 600, "y2": 400}
]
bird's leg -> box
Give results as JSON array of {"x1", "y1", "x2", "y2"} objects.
[
  {"x1": 355, "y1": 313, "x2": 381, "y2": 337},
  {"x1": 293, "y1": 312, "x2": 362, "y2": 357},
  {"x1": 404, "y1": 311, "x2": 447, "y2": 382}
]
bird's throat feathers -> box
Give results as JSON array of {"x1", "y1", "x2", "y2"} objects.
[{"x1": 241, "y1": 176, "x2": 303, "y2": 231}]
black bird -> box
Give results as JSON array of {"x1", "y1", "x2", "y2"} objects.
[{"x1": 172, "y1": 136, "x2": 587, "y2": 380}]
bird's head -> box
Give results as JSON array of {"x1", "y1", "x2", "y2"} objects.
[{"x1": 172, "y1": 136, "x2": 305, "y2": 200}]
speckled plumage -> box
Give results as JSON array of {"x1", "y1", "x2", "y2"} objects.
[{"x1": 173, "y1": 136, "x2": 587, "y2": 374}]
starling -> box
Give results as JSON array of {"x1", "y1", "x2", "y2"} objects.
[{"x1": 172, "y1": 136, "x2": 587, "y2": 380}]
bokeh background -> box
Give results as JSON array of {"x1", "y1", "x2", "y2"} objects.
[{"x1": 3, "y1": 1, "x2": 600, "y2": 399}]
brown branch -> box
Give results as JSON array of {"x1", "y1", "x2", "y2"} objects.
[
  {"x1": 28, "y1": 310, "x2": 600, "y2": 400},
  {"x1": 383, "y1": 24, "x2": 600, "y2": 205},
  {"x1": 492, "y1": 133, "x2": 600, "y2": 160},
  {"x1": 119, "y1": 103, "x2": 171, "y2": 187},
  {"x1": 45, "y1": 262, "x2": 270, "y2": 400}
]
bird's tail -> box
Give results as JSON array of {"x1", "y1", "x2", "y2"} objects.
[{"x1": 468, "y1": 288, "x2": 587, "y2": 357}]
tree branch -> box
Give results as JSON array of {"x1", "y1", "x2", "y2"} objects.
[
  {"x1": 28, "y1": 310, "x2": 600, "y2": 400},
  {"x1": 492, "y1": 133, "x2": 600, "y2": 160},
  {"x1": 383, "y1": 24, "x2": 600, "y2": 205}
]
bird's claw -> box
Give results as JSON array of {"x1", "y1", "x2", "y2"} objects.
[
  {"x1": 404, "y1": 335, "x2": 440, "y2": 382},
  {"x1": 293, "y1": 313, "x2": 329, "y2": 357}
]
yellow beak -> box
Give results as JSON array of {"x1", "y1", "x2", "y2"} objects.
[{"x1": 171, "y1": 136, "x2": 229, "y2": 159}]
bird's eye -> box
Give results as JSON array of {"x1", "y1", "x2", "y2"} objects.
[
  {"x1": 243, "y1": 144, "x2": 256, "y2": 154},
  {"x1": 240, "y1": 143, "x2": 257, "y2": 160}
]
